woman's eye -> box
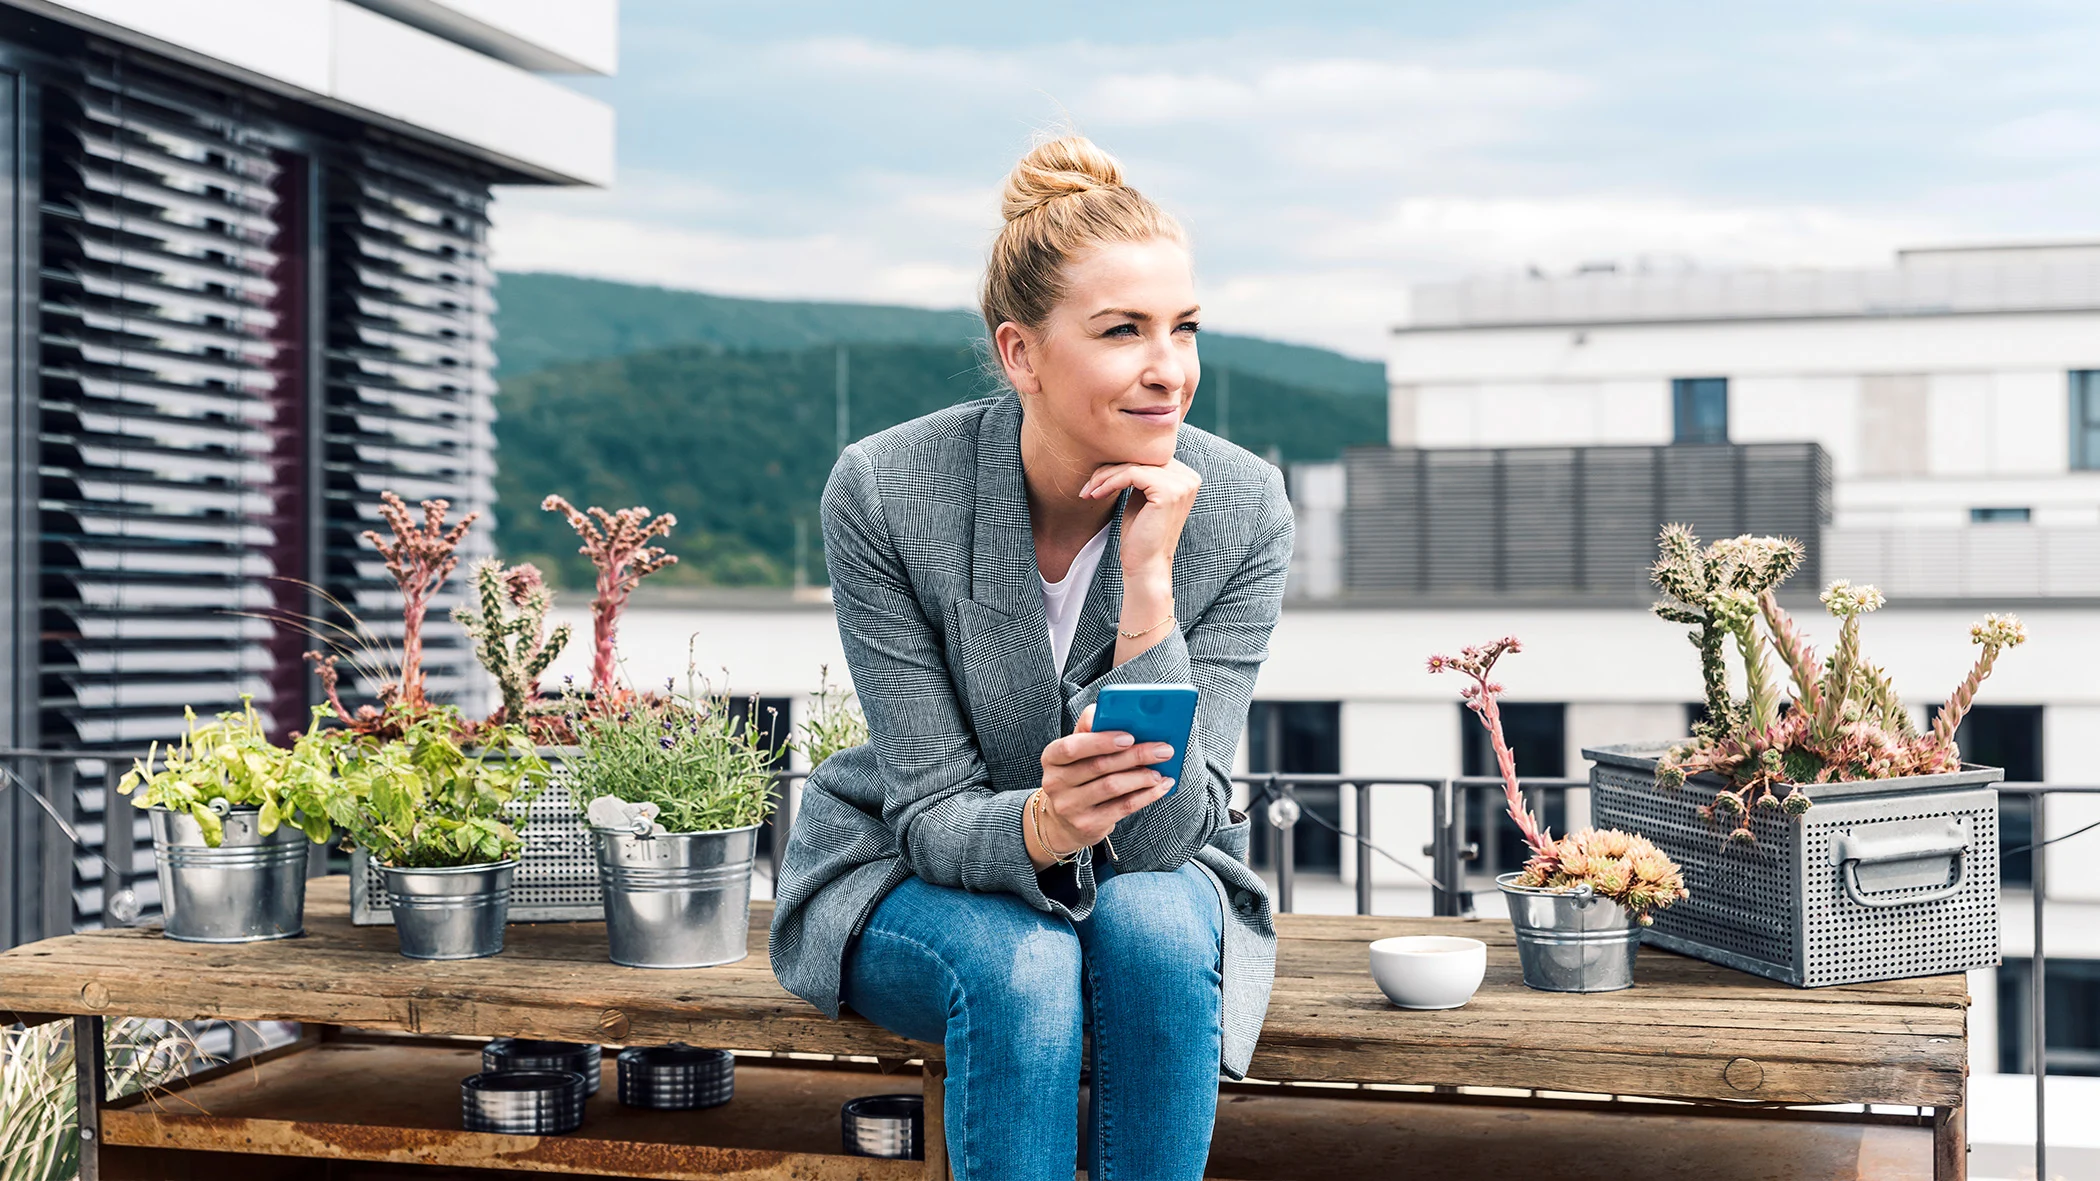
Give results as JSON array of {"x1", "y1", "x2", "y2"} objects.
[
  {"x1": 1103, "y1": 323, "x2": 1138, "y2": 338},
  {"x1": 1177, "y1": 321, "x2": 1201, "y2": 335}
]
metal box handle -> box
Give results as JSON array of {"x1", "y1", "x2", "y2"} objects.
[{"x1": 1829, "y1": 819, "x2": 1972, "y2": 909}]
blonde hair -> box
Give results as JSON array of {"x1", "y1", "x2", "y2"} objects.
[{"x1": 980, "y1": 135, "x2": 1184, "y2": 334}]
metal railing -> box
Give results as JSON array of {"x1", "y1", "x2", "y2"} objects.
[
  {"x1": 8, "y1": 753, "x2": 2096, "y2": 1180},
  {"x1": 1244, "y1": 772, "x2": 2099, "y2": 1181}
]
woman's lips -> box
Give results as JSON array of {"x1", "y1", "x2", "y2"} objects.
[{"x1": 1120, "y1": 404, "x2": 1180, "y2": 421}]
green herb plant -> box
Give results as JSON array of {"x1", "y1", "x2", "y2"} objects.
[
  {"x1": 568, "y1": 673, "x2": 778, "y2": 835},
  {"x1": 116, "y1": 697, "x2": 335, "y2": 848},
  {"x1": 318, "y1": 704, "x2": 548, "y2": 868}
]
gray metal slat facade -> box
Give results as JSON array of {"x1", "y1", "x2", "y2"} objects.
[{"x1": 1343, "y1": 442, "x2": 1831, "y2": 600}]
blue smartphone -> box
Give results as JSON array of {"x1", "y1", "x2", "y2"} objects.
[{"x1": 1091, "y1": 684, "x2": 1198, "y2": 797}]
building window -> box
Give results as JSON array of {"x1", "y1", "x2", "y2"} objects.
[
  {"x1": 1246, "y1": 702, "x2": 1342, "y2": 872},
  {"x1": 2073, "y1": 371, "x2": 2100, "y2": 470},
  {"x1": 1672, "y1": 377, "x2": 1729, "y2": 444},
  {"x1": 1970, "y1": 507, "x2": 2031, "y2": 523},
  {"x1": 1462, "y1": 703, "x2": 1567, "y2": 881},
  {"x1": 1998, "y1": 958, "x2": 2100, "y2": 1075}
]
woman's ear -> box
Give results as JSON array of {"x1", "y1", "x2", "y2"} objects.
[{"x1": 994, "y1": 320, "x2": 1042, "y2": 398}]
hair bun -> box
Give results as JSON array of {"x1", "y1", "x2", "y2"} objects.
[{"x1": 1001, "y1": 134, "x2": 1126, "y2": 222}]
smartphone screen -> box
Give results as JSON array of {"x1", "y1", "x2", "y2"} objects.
[{"x1": 1091, "y1": 683, "x2": 1198, "y2": 797}]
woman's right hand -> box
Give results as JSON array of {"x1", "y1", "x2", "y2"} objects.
[{"x1": 1026, "y1": 704, "x2": 1176, "y2": 869}]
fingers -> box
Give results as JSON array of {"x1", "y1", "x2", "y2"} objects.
[
  {"x1": 1071, "y1": 768, "x2": 1174, "y2": 809},
  {"x1": 1067, "y1": 742, "x2": 1176, "y2": 783},
  {"x1": 1075, "y1": 704, "x2": 1095, "y2": 734},
  {"x1": 1082, "y1": 460, "x2": 1201, "y2": 502},
  {"x1": 1043, "y1": 728, "x2": 1133, "y2": 770}
]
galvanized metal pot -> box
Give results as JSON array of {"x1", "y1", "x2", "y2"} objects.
[
  {"x1": 149, "y1": 806, "x2": 309, "y2": 943},
  {"x1": 381, "y1": 861, "x2": 516, "y2": 960},
  {"x1": 841, "y1": 1094, "x2": 923, "y2": 1160},
  {"x1": 593, "y1": 824, "x2": 759, "y2": 968},
  {"x1": 1496, "y1": 872, "x2": 1641, "y2": 992}
]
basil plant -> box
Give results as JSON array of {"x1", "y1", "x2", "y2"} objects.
[{"x1": 117, "y1": 698, "x2": 336, "y2": 848}]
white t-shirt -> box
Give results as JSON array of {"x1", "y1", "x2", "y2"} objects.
[{"x1": 1041, "y1": 522, "x2": 1113, "y2": 674}]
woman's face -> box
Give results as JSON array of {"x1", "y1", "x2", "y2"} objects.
[{"x1": 997, "y1": 237, "x2": 1200, "y2": 469}]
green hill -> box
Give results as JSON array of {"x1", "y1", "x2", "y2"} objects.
[
  {"x1": 493, "y1": 340, "x2": 1383, "y2": 588},
  {"x1": 492, "y1": 272, "x2": 1387, "y2": 398}
]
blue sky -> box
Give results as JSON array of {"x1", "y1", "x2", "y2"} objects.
[{"x1": 489, "y1": 1, "x2": 2100, "y2": 358}]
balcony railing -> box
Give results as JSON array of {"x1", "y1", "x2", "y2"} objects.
[{"x1": 7, "y1": 753, "x2": 2094, "y2": 1178}]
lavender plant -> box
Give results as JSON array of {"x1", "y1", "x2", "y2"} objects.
[
  {"x1": 452, "y1": 559, "x2": 571, "y2": 726},
  {"x1": 567, "y1": 675, "x2": 778, "y2": 835},
  {"x1": 1650, "y1": 526, "x2": 2028, "y2": 837}
]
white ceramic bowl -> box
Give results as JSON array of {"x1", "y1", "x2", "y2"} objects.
[{"x1": 1368, "y1": 935, "x2": 1488, "y2": 1010}]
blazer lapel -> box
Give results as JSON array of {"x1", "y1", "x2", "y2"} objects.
[{"x1": 951, "y1": 395, "x2": 1063, "y2": 794}]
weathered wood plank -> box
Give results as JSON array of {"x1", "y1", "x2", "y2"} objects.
[
  {"x1": 0, "y1": 876, "x2": 1968, "y2": 1107},
  {"x1": 101, "y1": 1042, "x2": 921, "y2": 1180}
]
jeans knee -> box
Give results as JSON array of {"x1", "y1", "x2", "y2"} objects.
[
  {"x1": 955, "y1": 920, "x2": 1084, "y2": 1032},
  {"x1": 1086, "y1": 869, "x2": 1222, "y2": 983}
]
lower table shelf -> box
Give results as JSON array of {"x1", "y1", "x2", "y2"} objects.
[{"x1": 97, "y1": 1034, "x2": 1936, "y2": 1181}]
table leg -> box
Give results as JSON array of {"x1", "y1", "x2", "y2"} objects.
[
  {"x1": 74, "y1": 1015, "x2": 105, "y2": 1181},
  {"x1": 923, "y1": 1058, "x2": 950, "y2": 1181},
  {"x1": 1933, "y1": 1104, "x2": 1965, "y2": 1181}
]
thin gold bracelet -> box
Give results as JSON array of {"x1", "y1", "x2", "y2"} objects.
[
  {"x1": 1116, "y1": 612, "x2": 1176, "y2": 641},
  {"x1": 1030, "y1": 789, "x2": 1083, "y2": 865}
]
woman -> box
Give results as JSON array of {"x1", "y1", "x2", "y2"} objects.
[{"x1": 771, "y1": 134, "x2": 1290, "y2": 1180}]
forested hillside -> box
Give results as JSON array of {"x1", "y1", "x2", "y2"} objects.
[
  {"x1": 493, "y1": 272, "x2": 1387, "y2": 397},
  {"x1": 493, "y1": 340, "x2": 1383, "y2": 588}
]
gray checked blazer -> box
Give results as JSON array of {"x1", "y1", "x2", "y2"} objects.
[{"x1": 768, "y1": 391, "x2": 1291, "y2": 1080}]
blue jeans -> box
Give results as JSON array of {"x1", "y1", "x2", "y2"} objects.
[{"x1": 841, "y1": 860, "x2": 1225, "y2": 1181}]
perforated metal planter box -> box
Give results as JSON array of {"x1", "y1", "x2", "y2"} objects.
[
  {"x1": 351, "y1": 749, "x2": 603, "y2": 925},
  {"x1": 1586, "y1": 744, "x2": 2001, "y2": 988}
]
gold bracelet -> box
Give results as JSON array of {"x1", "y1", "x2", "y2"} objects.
[
  {"x1": 1029, "y1": 789, "x2": 1083, "y2": 865},
  {"x1": 1116, "y1": 612, "x2": 1176, "y2": 641}
]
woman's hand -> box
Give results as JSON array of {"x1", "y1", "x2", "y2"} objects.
[
  {"x1": 1082, "y1": 459, "x2": 1199, "y2": 665},
  {"x1": 1025, "y1": 704, "x2": 1176, "y2": 870},
  {"x1": 1081, "y1": 458, "x2": 1200, "y2": 586}
]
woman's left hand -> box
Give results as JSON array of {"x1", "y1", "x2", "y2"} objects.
[{"x1": 1081, "y1": 458, "x2": 1200, "y2": 584}]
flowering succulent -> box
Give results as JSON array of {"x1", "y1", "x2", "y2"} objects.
[
  {"x1": 542, "y1": 496, "x2": 678, "y2": 700},
  {"x1": 1651, "y1": 526, "x2": 2028, "y2": 826},
  {"x1": 1429, "y1": 637, "x2": 1688, "y2": 923}
]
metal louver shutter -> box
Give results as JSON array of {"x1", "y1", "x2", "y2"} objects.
[
  {"x1": 37, "y1": 60, "x2": 286, "y2": 749},
  {"x1": 323, "y1": 145, "x2": 495, "y2": 712}
]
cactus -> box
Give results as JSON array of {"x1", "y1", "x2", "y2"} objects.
[
  {"x1": 1430, "y1": 637, "x2": 1688, "y2": 922},
  {"x1": 453, "y1": 559, "x2": 572, "y2": 725},
  {"x1": 1648, "y1": 527, "x2": 2028, "y2": 816},
  {"x1": 1649, "y1": 525, "x2": 1803, "y2": 739},
  {"x1": 542, "y1": 496, "x2": 678, "y2": 698}
]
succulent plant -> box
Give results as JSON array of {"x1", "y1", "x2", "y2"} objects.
[
  {"x1": 1650, "y1": 527, "x2": 2028, "y2": 826},
  {"x1": 1429, "y1": 637, "x2": 1688, "y2": 923},
  {"x1": 453, "y1": 559, "x2": 572, "y2": 726},
  {"x1": 542, "y1": 496, "x2": 678, "y2": 699}
]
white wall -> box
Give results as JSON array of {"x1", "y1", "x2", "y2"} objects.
[{"x1": 31, "y1": 0, "x2": 614, "y2": 184}]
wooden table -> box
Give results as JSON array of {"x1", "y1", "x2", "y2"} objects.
[{"x1": 0, "y1": 875, "x2": 1970, "y2": 1180}]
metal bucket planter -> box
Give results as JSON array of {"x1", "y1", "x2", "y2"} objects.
[
  {"x1": 381, "y1": 861, "x2": 516, "y2": 960},
  {"x1": 149, "y1": 805, "x2": 309, "y2": 943},
  {"x1": 1588, "y1": 744, "x2": 2001, "y2": 987},
  {"x1": 1497, "y1": 873, "x2": 1641, "y2": 992},
  {"x1": 841, "y1": 1094, "x2": 924, "y2": 1160},
  {"x1": 593, "y1": 823, "x2": 759, "y2": 969}
]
